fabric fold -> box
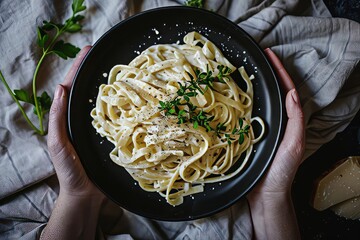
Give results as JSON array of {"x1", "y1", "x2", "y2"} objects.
[{"x1": 0, "y1": 0, "x2": 359, "y2": 239}]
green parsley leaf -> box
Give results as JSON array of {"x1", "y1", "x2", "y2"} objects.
[
  {"x1": 65, "y1": 23, "x2": 82, "y2": 33},
  {"x1": 184, "y1": 0, "x2": 204, "y2": 8},
  {"x1": 14, "y1": 89, "x2": 32, "y2": 103},
  {"x1": 41, "y1": 21, "x2": 63, "y2": 32},
  {"x1": 73, "y1": 15, "x2": 85, "y2": 22},
  {"x1": 36, "y1": 27, "x2": 49, "y2": 48},
  {"x1": 52, "y1": 40, "x2": 80, "y2": 59},
  {"x1": 72, "y1": 0, "x2": 86, "y2": 14},
  {"x1": 33, "y1": 91, "x2": 52, "y2": 115},
  {"x1": 41, "y1": 21, "x2": 56, "y2": 31}
]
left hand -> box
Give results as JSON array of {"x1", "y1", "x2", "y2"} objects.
[{"x1": 47, "y1": 45, "x2": 104, "y2": 200}]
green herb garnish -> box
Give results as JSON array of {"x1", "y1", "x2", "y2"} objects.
[
  {"x1": 195, "y1": 65, "x2": 215, "y2": 91},
  {"x1": 158, "y1": 65, "x2": 249, "y2": 145},
  {"x1": 158, "y1": 65, "x2": 217, "y2": 129},
  {"x1": 217, "y1": 65, "x2": 232, "y2": 83},
  {"x1": 191, "y1": 110, "x2": 214, "y2": 131},
  {"x1": 216, "y1": 119, "x2": 250, "y2": 145},
  {"x1": 231, "y1": 118, "x2": 250, "y2": 145},
  {"x1": 184, "y1": 0, "x2": 204, "y2": 8},
  {"x1": 0, "y1": 0, "x2": 86, "y2": 135},
  {"x1": 215, "y1": 122, "x2": 226, "y2": 137},
  {"x1": 224, "y1": 133, "x2": 235, "y2": 145}
]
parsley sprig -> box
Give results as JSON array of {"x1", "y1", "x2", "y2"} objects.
[
  {"x1": 0, "y1": 0, "x2": 86, "y2": 135},
  {"x1": 184, "y1": 0, "x2": 204, "y2": 8}
]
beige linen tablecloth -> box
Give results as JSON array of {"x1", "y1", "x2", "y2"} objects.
[{"x1": 0, "y1": 0, "x2": 359, "y2": 239}]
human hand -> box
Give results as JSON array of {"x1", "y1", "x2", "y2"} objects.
[
  {"x1": 47, "y1": 45, "x2": 104, "y2": 200},
  {"x1": 249, "y1": 48, "x2": 305, "y2": 197},
  {"x1": 246, "y1": 49, "x2": 304, "y2": 240},
  {"x1": 42, "y1": 46, "x2": 106, "y2": 239}
]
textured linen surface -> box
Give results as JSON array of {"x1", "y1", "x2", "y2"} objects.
[{"x1": 0, "y1": 0, "x2": 359, "y2": 239}]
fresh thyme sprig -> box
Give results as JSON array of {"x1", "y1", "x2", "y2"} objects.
[
  {"x1": 0, "y1": 0, "x2": 86, "y2": 135},
  {"x1": 224, "y1": 134, "x2": 236, "y2": 145},
  {"x1": 231, "y1": 118, "x2": 250, "y2": 145},
  {"x1": 159, "y1": 99, "x2": 180, "y2": 116},
  {"x1": 158, "y1": 65, "x2": 249, "y2": 145},
  {"x1": 215, "y1": 122, "x2": 226, "y2": 137},
  {"x1": 194, "y1": 65, "x2": 215, "y2": 92},
  {"x1": 217, "y1": 65, "x2": 232, "y2": 83},
  {"x1": 159, "y1": 65, "x2": 218, "y2": 130},
  {"x1": 216, "y1": 119, "x2": 250, "y2": 145},
  {"x1": 191, "y1": 110, "x2": 214, "y2": 132}
]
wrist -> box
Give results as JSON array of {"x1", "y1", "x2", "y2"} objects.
[
  {"x1": 57, "y1": 190, "x2": 105, "y2": 210},
  {"x1": 247, "y1": 190, "x2": 300, "y2": 240},
  {"x1": 250, "y1": 189, "x2": 291, "y2": 201},
  {"x1": 248, "y1": 173, "x2": 294, "y2": 204},
  {"x1": 41, "y1": 191, "x2": 104, "y2": 240},
  {"x1": 247, "y1": 188, "x2": 292, "y2": 213}
]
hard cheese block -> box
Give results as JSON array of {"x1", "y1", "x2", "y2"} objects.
[
  {"x1": 312, "y1": 156, "x2": 360, "y2": 211},
  {"x1": 331, "y1": 196, "x2": 360, "y2": 220}
]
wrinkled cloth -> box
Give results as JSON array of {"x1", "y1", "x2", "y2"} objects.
[{"x1": 0, "y1": 0, "x2": 359, "y2": 239}]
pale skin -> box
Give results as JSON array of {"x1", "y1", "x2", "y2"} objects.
[
  {"x1": 41, "y1": 46, "x2": 105, "y2": 240},
  {"x1": 41, "y1": 46, "x2": 305, "y2": 240},
  {"x1": 247, "y1": 48, "x2": 305, "y2": 240}
]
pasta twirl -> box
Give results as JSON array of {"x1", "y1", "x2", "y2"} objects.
[{"x1": 91, "y1": 31, "x2": 264, "y2": 206}]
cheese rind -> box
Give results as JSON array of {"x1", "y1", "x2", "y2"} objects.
[{"x1": 312, "y1": 156, "x2": 360, "y2": 211}]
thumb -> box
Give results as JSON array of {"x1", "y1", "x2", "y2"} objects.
[
  {"x1": 276, "y1": 89, "x2": 305, "y2": 170},
  {"x1": 48, "y1": 84, "x2": 70, "y2": 159},
  {"x1": 286, "y1": 89, "x2": 303, "y2": 121},
  {"x1": 284, "y1": 89, "x2": 304, "y2": 155}
]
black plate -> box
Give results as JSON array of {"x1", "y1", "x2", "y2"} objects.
[{"x1": 68, "y1": 6, "x2": 284, "y2": 221}]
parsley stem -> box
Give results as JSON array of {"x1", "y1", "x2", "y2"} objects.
[
  {"x1": 0, "y1": 0, "x2": 86, "y2": 135},
  {"x1": 31, "y1": 52, "x2": 47, "y2": 135},
  {"x1": 32, "y1": 30, "x2": 62, "y2": 135},
  {"x1": 0, "y1": 70, "x2": 42, "y2": 134}
]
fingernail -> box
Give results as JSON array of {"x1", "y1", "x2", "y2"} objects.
[
  {"x1": 54, "y1": 85, "x2": 64, "y2": 100},
  {"x1": 291, "y1": 89, "x2": 300, "y2": 104}
]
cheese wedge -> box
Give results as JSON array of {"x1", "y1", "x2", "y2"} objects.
[
  {"x1": 312, "y1": 156, "x2": 360, "y2": 211},
  {"x1": 331, "y1": 196, "x2": 360, "y2": 220}
]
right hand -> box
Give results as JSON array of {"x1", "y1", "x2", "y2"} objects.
[{"x1": 248, "y1": 48, "x2": 305, "y2": 197}]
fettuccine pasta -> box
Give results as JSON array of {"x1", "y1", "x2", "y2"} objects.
[{"x1": 91, "y1": 31, "x2": 264, "y2": 206}]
